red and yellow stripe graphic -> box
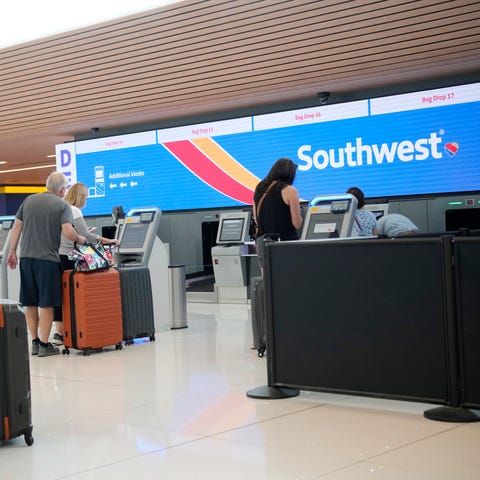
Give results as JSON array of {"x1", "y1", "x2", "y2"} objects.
[{"x1": 163, "y1": 137, "x2": 260, "y2": 205}]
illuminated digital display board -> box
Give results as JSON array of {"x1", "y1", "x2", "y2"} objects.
[{"x1": 57, "y1": 82, "x2": 480, "y2": 215}]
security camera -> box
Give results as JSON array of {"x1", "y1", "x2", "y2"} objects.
[{"x1": 317, "y1": 92, "x2": 330, "y2": 105}]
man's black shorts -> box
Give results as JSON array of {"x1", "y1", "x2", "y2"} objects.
[{"x1": 19, "y1": 258, "x2": 62, "y2": 308}]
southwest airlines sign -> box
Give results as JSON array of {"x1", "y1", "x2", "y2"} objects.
[
  {"x1": 298, "y1": 132, "x2": 444, "y2": 170},
  {"x1": 57, "y1": 83, "x2": 480, "y2": 215}
]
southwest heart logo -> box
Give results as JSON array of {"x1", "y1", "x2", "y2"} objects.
[{"x1": 444, "y1": 142, "x2": 459, "y2": 157}]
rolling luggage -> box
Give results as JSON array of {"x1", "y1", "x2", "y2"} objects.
[
  {"x1": 0, "y1": 301, "x2": 34, "y2": 446},
  {"x1": 116, "y1": 266, "x2": 155, "y2": 345},
  {"x1": 62, "y1": 269, "x2": 123, "y2": 355},
  {"x1": 250, "y1": 276, "x2": 267, "y2": 357}
]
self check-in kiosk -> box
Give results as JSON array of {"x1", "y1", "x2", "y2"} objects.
[
  {"x1": 116, "y1": 208, "x2": 160, "y2": 266},
  {"x1": 211, "y1": 211, "x2": 252, "y2": 303},
  {"x1": 115, "y1": 207, "x2": 170, "y2": 331},
  {"x1": 301, "y1": 193, "x2": 357, "y2": 240},
  {"x1": 0, "y1": 216, "x2": 20, "y2": 300}
]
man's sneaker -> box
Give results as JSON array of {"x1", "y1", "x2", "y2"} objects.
[
  {"x1": 38, "y1": 343, "x2": 60, "y2": 357},
  {"x1": 31, "y1": 341, "x2": 40, "y2": 356},
  {"x1": 53, "y1": 333, "x2": 63, "y2": 343}
]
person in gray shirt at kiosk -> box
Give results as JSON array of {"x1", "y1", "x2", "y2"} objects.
[
  {"x1": 7, "y1": 172, "x2": 87, "y2": 357},
  {"x1": 376, "y1": 213, "x2": 420, "y2": 237}
]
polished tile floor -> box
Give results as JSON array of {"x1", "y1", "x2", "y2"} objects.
[{"x1": 2, "y1": 302, "x2": 480, "y2": 479}]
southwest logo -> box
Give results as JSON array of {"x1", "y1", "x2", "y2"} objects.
[
  {"x1": 444, "y1": 142, "x2": 459, "y2": 157},
  {"x1": 297, "y1": 133, "x2": 460, "y2": 171}
]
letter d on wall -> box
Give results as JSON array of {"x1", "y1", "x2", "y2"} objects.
[
  {"x1": 55, "y1": 143, "x2": 77, "y2": 186},
  {"x1": 60, "y1": 149, "x2": 71, "y2": 167}
]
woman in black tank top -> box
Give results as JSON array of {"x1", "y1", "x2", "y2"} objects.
[{"x1": 253, "y1": 158, "x2": 302, "y2": 268}]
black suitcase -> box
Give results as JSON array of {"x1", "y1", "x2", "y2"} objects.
[
  {"x1": 0, "y1": 301, "x2": 34, "y2": 446},
  {"x1": 250, "y1": 276, "x2": 267, "y2": 357},
  {"x1": 116, "y1": 266, "x2": 155, "y2": 345}
]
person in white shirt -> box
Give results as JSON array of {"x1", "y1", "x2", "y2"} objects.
[{"x1": 347, "y1": 187, "x2": 378, "y2": 236}]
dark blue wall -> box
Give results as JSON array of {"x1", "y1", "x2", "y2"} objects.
[{"x1": 0, "y1": 194, "x2": 29, "y2": 216}]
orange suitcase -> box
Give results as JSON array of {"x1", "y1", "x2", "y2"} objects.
[{"x1": 62, "y1": 269, "x2": 123, "y2": 355}]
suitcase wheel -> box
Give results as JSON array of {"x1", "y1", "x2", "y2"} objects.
[
  {"x1": 257, "y1": 347, "x2": 266, "y2": 358},
  {"x1": 115, "y1": 343, "x2": 123, "y2": 351},
  {"x1": 62, "y1": 347, "x2": 70, "y2": 355},
  {"x1": 24, "y1": 433, "x2": 34, "y2": 446},
  {"x1": 149, "y1": 334, "x2": 155, "y2": 342}
]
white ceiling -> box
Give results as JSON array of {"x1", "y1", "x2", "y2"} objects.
[
  {"x1": 0, "y1": 0, "x2": 479, "y2": 185},
  {"x1": 0, "y1": 1, "x2": 182, "y2": 48}
]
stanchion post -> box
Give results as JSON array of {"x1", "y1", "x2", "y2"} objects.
[{"x1": 247, "y1": 241, "x2": 299, "y2": 399}]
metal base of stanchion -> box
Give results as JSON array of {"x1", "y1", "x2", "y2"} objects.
[
  {"x1": 424, "y1": 406, "x2": 480, "y2": 423},
  {"x1": 246, "y1": 385, "x2": 300, "y2": 399},
  {"x1": 171, "y1": 325, "x2": 188, "y2": 330}
]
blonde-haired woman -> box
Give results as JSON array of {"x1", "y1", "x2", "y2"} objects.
[{"x1": 53, "y1": 182, "x2": 118, "y2": 341}]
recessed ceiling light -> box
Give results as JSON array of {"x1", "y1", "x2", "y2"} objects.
[{"x1": 0, "y1": 164, "x2": 55, "y2": 173}]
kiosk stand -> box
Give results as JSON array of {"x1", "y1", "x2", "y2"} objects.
[
  {"x1": 301, "y1": 193, "x2": 357, "y2": 240},
  {"x1": 0, "y1": 216, "x2": 20, "y2": 301},
  {"x1": 211, "y1": 211, "x2": 251, "y2": 303},
  {"x1": 114, "y1": 207, "x2": 170, "y2": 333}
]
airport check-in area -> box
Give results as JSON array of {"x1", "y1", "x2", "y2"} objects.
[
  {"x1": 1, "y1": 80, "x2": 480, "y2": 454},
  {"x1": 1, "y1": 3, "x2": 480, "y2": 476},
  {"x1": 81, "y1": 190, "x2": 480, "y2": 313},
  {"x1": 113, "y1": 191, "x2": 480, "y2": 421},
  {"x1": 2, "y1": 182, "x2": 480, "y2": 476},
  {"x1": 3, "y1": 181, "x2": 479, "y2": 470}
]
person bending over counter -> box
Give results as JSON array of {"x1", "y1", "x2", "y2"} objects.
[
  {"x1": 376, "y1": 213, "x2": 420, "y2": 238},
  {"x1": 253, "y1": 158, "x2": 302, "y2": 268}
]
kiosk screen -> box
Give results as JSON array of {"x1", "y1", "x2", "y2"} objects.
[
  {"x1": 216, "y1": 211, "x2": 250, "y2": 244},
  {"x1": 303, "y1": 212, "x2": 344, "y2": 239},
  {"x1": 119, "y1": 222, "x2": 149, "y2": 251},
  {"x1": 218, "y1": 218, "x2": 245, "y2": 243}
]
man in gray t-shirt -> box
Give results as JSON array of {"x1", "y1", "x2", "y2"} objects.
[
  {"x1": 7, "y1": 172, "x2": 86, "y2": 357},
  {"x1": 376, "y1": 213, "x2": 420, "y2": 238}
]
